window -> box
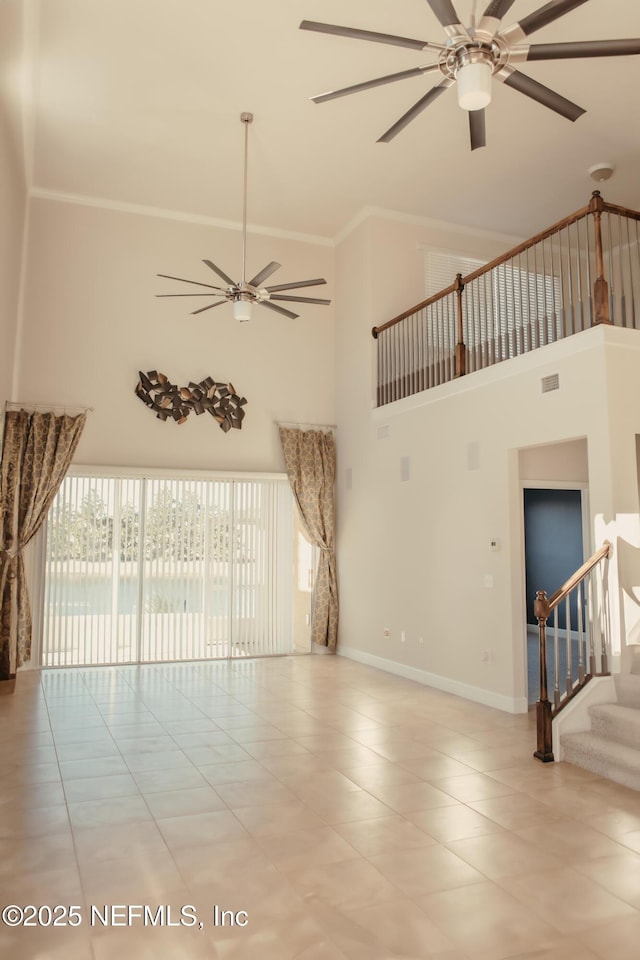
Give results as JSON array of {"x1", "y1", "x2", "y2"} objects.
[
  {"x1": 43, "y1": 472, "x2": 304, "y2": 666},
  {"x1": 423, "y1": 247, "x2": 562, "y2": 358},
  {"x1": 424, "y1": 249, "x2": 484, "y2": 298}
]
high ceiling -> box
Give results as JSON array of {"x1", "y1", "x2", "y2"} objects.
[{"x1": 25, "y1": 0, "x2": 640, "y2": 241}]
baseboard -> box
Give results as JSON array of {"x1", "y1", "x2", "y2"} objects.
[{"x1": 337, "y1": 646, "x2": 528, "y2": 714}]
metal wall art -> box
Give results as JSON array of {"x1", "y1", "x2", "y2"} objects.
[{"x1": 135, "y1": 371, "x2": 247, "y2": 432}]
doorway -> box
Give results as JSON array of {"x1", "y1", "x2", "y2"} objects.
[
  {"x1": 524, "y1": 487, "x2": 585, "y2": 704},
  {"x1": 42, "y1": 472, "x2": 314, "y2": 667}
]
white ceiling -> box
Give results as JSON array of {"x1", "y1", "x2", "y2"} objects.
[{"x1": 25, "y1": 0, "x2": 640, "y2": 241}]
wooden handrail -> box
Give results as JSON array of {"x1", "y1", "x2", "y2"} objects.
[
  {"x1": 372, "y1": 278, "x2": 459, "y2": 337},
  {"x1": 601, "y1": 199, "x2": 640, "y2": 222},
  {"x1": 461, "y1": 202, "x2": 591, "y2": 287},
  {"x1": 372, "y1": 191, "x2": 609, "y2": 339},
  {"x1": 546, "y1": 540, "x2": 613, "y2": 613}
]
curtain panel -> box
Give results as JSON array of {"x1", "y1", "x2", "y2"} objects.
[
  {"x1": 279, "y1": 427, "x2": 338, "y2": 650},
  {"x1": 0, "y1": 410, "x2": 86, "y2": 680}
]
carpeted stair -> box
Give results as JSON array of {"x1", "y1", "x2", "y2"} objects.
[{"x1": 560, "y1": 672, "x2": 640, "y2": 790}]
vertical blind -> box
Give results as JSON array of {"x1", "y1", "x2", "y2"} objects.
[
  {"x1": 43, "y1": 474, "x2": 295, "y2": 666},
  {"x1": 424, "y1": 249, "x2": 561, "y2": 357}
]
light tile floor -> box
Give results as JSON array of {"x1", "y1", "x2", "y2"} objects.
[{"x1": 1, "y1": 656, "x2": 639, "y2": 959}]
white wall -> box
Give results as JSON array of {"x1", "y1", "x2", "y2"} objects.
[
  {"x1": 335, "y1": 210, "x2": 640, "y2": 710},
  {"x1": 600, "y1": 334, "x2": 640, "y2": 671},
  {"x1": 0, "y1": 0, "x2": 28, "y2": 403},
  {"x1": 16, "y1": 196, "x2": 335, "y2": 472},
  {"x1": 519, "y1": 438, "x2": 588, "y2": 485}
]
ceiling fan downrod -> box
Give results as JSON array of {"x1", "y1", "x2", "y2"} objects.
[{"x1": 239, "y1": 112, "x2": 253, "y2": 291}]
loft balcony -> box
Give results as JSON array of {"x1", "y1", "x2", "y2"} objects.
[{"x1": 372, "y1": 192, "x2": 640, "y2": 407}]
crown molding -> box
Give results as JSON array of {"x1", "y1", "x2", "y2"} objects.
[
  {"x1": 29, "y1": 187, "x2": 525, "y2": 251},
  {"x1": 28, "y1": 187, "x2": 334, "y2": 247},
  {"x1": 335, "y1": 204, "x2": 523, "y2": 248}
]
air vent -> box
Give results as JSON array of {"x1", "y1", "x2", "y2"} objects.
[{"x1": 541, "y1": 373, "x2": 560, "y2": 394}]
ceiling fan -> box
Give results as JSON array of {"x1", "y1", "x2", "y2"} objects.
[
  {"x1": 300, "y1": 0, "x2": 640, "y2": 150},
  {"x1": 157, "y1": 113, "x2": 331, "y2": 321}
]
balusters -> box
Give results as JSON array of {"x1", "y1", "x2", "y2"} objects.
[
  {"x1": 469, "y1": 279, "x2": 478, "y2": 369},
  {"x1": 565, "y1": 594, "x2": 573, "y2": 697},
  {"x1": 587, "y1": 569, "x2": 596, "y2": 675},
  {"x1": 553, "y1": 606, "x2": 561, "y2": 710},
  {"x1": 600, "y1": 560, "x2": 610, "y2": 674},
  {"x1": 627, "y1": 219, "x2": 640, "y2": 330},
  {"x1": 565, "y1": 223, "x2": 575, "y2": 337},
  {"x1": 510, "y1": 260, "x2": 517, "y2": 358},
  {"x1": 392, "y1": 323, "x2": 398, "y2": 402},
  {"x1": 605, "y1": 212, "x2": 616, "y2": 324},
  {"x1": 430, "y1": 302, "x2": 436, "y2": 386},
  {"x1": 575, "y1": 216, "x2": 586, "y2": 332},
  {"x1": 403, "y1": 312, "x2": 410, "y2": 398},
  {"x1": 577, "y1": 580, "x2": 585, "y2": 683},
  {"x1": 495, "y1": 264, "x2": 503, "y2": 361},
  {"x1": 622, "y1": 216, "x2": 634, "y2": 329}
]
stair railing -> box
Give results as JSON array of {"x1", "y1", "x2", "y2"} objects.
[
  {"x1": 372, "y1": 191, "x2": 640, "y2": 407},
  {"x1": 533, "y1": 540, "x2": 613, "y2": 763}
]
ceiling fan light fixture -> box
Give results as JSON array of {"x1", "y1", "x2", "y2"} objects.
[
  {"x1": 233, "y1": 297, "x2": 252, "y2": 322},
  {"x1": 456, "y1": 58, "x2": 492, "y2": 111}
]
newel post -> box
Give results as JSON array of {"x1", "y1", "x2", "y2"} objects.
[
  {"x1": 454, "y1": 273, "x2": 466, "y2": 378},
  {"x1": 589, "y1": 190, "x2": 611, "y2": 326},
  {"x1": 533, "y1": 589, "x2": 554, "y2": 762}
]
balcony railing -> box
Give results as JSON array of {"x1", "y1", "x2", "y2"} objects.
[{"x1": 372, "y1": 192, "x2": 640, "y2": 406}]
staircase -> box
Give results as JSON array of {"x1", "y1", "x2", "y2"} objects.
[{"x1": 561, "y1": 672, "x2": 640, "y2": 791}]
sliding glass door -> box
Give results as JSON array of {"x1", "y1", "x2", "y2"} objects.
[{"x1": 43, "y1": 472, "x2": 303, "y2": 666}]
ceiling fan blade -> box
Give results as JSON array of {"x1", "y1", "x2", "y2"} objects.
[
  {"x1": 525, "y1": 38, "x2": 640, "y2": 61},
  {"x1": 202, "y1": 259, "x2": 235, "y2": 286},
  {"x1": 377, "y1": 78, "x2": 454, "y2": 143},
  {"x1": 498, "y1": 68, "x2": 585, "y2": 121},
  {"x1": 469, "y1": 109, "x2": 486, "y2": 151},
  {"x1": 191, "y1": 300, "x2": 228, "y2": 315},
  {"x1": 248, "y1": 261, "x2": 281, "y2": 287},
  {"x1": 517, "y1": 0, "x2": 589, "y2": 38},
  {"x1": 299, "y1": 20, "x2": 432, "y2": 52},
  {"x1": 426, "y1": 1, "x2": 462, "y2": 28},
  {"x1": 311, "y1": 65, "x2": 441, "y2": 104},
  {"x1": 156, "y1": 293, "x2": 228, "y2": 298},
  {"x1": 482, "y1": 0, "x2": 517, "y2": 18},
  {"x1": 157, "y1": 273, "x2": 226, "y2": 292},
  {"x1": 265, "y1": 278, "x2": 327, "y2": 292},
  {"x1": 260, "y1": 300, "x2": 299, "y2": 320},
  {"x1": 270, "y1": 295, "x2": 332, "y2": 305}
]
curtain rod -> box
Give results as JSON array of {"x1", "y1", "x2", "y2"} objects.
[
  {"x1": 276, "y1": 420, "x2": 336, "y2": 431},
  {"x1": 5, "y1": 401, "x2": 94, "y2": 414}
]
